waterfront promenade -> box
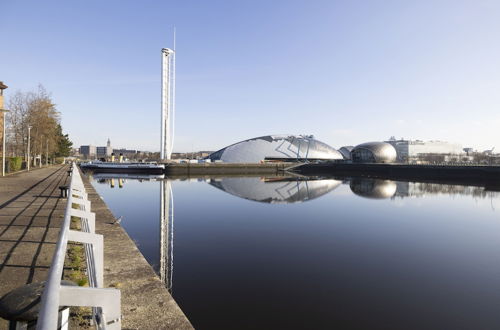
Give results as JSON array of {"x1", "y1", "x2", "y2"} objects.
[
  {"x1": 0, "y1": 165, "x2": 192, "y2": 329},
  {"x1": 0, "y1": 165, "x2": 69, "y2": 329}
]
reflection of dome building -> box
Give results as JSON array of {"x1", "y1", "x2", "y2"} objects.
[
  {"x1": 351, "y1": 142, "x2": 397, "y2": 163},
  {"x1": 210, "y1": 177, "x2": 341, "y2": 203},
  {"x1": 207, "y1": 135, "x2": 343, "y2": 163},
  {"x1": 350, "y1": 178, "x2": 397, "y2": 199}
]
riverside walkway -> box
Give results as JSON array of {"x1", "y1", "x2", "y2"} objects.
[
  {"x1": 0, "y1": 165, "x2": 69, "y2": 329},
  {"x1": 0, "y1": 165, "x2": 192, "y2": 329}
]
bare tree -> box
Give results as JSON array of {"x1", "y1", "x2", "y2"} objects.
[{"x1": 7, "y1": 85, "x2": 62, "y2": 164}]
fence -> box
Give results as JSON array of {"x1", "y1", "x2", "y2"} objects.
[{"x1": 36, "y1": 163, "x2": 121, "y2": 329}]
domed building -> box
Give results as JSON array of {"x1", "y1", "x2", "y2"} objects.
[
  {"x1": 207, "y1": 135, "x2": 344, "y2": 163},
  {"x1": 351, "y1": 142, "x2": 397, "y2": 163}
]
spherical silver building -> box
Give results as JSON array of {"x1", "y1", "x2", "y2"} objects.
[
  {"x1": 351, "y1": 142, "x2": 397, "y2": 163},
  {"x1": 208, "y1": 135, "x2": 344, "y2": 163}
]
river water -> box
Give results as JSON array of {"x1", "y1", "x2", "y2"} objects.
[{"x1": 88, "y1": 173, "x2": 500, "y2": 330}]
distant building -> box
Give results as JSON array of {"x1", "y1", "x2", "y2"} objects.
[
  {"x1": 113, "y1": 148, "x2": 138, "y2": 156},
  {"x1": 79, "y1": 145, "x2": 97, "y2": 158},
  {"x1": 385, "y1": 137, "x2": 463, "y2": 162},
  {"x1": 96, "y1": 138, "x2": 113, "y2": 157},
  {"x1": 80, "y1": 138, "x2": 113, "y2": 159}
]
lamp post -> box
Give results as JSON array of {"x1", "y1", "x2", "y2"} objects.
[
  {"x1": 0, "y1": 82, "x2": 8, "y2": 176},
  {"x1": 1, "y1": 109, "x2": 9, "y2": 176},
  {"x1": 39, "y1": 135, "x2": 43, "y2": 167},
  {"x1": 27, "y1": 126, "x2": 31, "y2": 171}
]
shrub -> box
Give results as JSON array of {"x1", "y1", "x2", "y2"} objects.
[{"x1": 8, "y1": 157, "x2": 22, "y2": 172}]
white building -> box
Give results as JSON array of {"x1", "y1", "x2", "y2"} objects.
[
  {"x1": 208, "y1": 135, "x2": 344, "y2": 163},
  {"x1": 385, "y1": 137, "x2": 463, "y2": 162}
]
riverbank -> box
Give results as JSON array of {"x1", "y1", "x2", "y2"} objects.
[
  {"x1": 293, "y1": 163, "x2": 500, "y2": 188},
  {"x1": 164, "y1": 162, "x2": 290, "y2": 175}
]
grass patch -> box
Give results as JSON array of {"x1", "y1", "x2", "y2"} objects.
[{"x1": 65, "y1": 216, "x2": 92, "y2": 327}]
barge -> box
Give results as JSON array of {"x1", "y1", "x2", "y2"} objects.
[{"x1": 79, "y1": 161, "x2": 165, "y2": 174}]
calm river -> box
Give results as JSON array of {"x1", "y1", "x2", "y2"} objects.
[{"x1": 88, "y1": 173, "x2": 500, "y2": 330}]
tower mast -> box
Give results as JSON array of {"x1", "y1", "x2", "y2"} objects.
[{"x1": 161, "y1": 45, "x2": 175, "y2": 160}]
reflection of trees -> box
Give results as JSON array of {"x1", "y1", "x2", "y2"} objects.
[{"x1": 394, "y1": 182, "x2": 500, "y2": 199}]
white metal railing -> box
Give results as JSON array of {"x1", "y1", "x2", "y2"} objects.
[{"x1": 36, "y1": 164, "x2": 121, "y2": 329}]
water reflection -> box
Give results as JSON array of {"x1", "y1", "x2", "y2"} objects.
[
  {"x1": 394, "y1": 181, "x2": 500, "y2": 199},
  {"x1": 350, "y1": 178, "x2": 397, "y2": 199},
  {"x1": 86, "y1": 172, "x2": 500, "y2": 329},
  {"x1": 88, "y1": 172, "x2": 165, "y2": 188},
  {"x1": 209, "y1": 177, "x2": 342, "y2": 203},
  {"x1": 87, "y1": 172, "x2": 500, "y2": 294},
  {"x1": 160, "y1": 180, "x2": 174, "y2": 292}
]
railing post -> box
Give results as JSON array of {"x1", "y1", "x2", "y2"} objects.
[{"x1": 37, "y1": 164, "x2": 121, "y2": 329}]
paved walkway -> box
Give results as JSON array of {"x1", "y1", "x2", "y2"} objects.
[{"x1": 0, "y1": 165, "x2": 69, "y2": 329}]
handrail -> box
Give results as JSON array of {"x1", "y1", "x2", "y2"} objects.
[{"x1": 36, "y1": 164, "x2": 121, "y2": 329}]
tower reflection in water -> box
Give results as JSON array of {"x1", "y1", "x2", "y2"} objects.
[
  {"x1": 160, "y1": 180, "x2": 174, "y2": 292},
  {"x1": 157, "y1": 175, "x2": 342, "y2": 291}
]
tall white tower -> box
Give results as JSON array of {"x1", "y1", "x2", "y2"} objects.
[{"x1": 161, "y1": 47, "x2": 175, "y2": 160}]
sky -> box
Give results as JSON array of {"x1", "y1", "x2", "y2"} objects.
[{"x1": 1, "y1": 0, "x2": 499, "y2": 152}]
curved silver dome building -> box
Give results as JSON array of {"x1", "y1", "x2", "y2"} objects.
[
  {"x1": 351, "y1": 142, "x2": 397, "y2": 163},
  {"x1": 208, "y1": 135, "x2": 344, "y2": 163},
  {"x1": 209, "y1": 177, "x2": 341, "y2": 203}
]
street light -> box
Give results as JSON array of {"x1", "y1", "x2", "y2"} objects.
[
  {"x1": 27, "y1": 126, "x2": 31, "y2": 171},
  {"x1": 1, "y1": 108, "x2": 9, "y2": 176}
]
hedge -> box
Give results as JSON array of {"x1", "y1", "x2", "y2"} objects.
[{"x1": 9, "y1": 157, "x2": 23, "y2": 172}]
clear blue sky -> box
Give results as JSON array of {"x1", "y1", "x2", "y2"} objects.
[{"x1": 1, "y1": 0, "x2": 499, "y2": 152}]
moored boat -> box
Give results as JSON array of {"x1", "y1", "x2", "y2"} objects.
[{"x1": 79, "y1": 161, "x2": 165, "y2": 174}]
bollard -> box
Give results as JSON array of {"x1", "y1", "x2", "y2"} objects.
[
  {"x1": 0, "y1": 281, "x2": 76, "y2": 330},
  {"x1": 59, "y1": 185, "x2": 69, "y2": 198}
]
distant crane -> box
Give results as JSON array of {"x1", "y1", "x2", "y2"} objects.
[{"x1": 484, "y1": 147, "x2": 495, "y2": 155}]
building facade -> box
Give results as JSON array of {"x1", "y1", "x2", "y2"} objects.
[
  {"x1": 208, "y1": 135, "x2": 344, "y2": 163},
  {"x1": 385, "y1": 138, "x2": 463, "y2": 162},
  {"x1": 81, "y1": 139, "x2": 113, "y2": 159},
  {"x1": 79, "y1": 145, "x2": 97, "y2": 158}
]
